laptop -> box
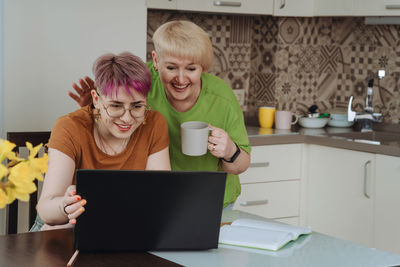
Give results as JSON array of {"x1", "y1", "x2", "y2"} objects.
[{"x1": 74, "y1": 169, "x2": 226, "y2": 252}]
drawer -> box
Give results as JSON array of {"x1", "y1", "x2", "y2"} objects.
[
  {"x1": 233, "y1": 180, "x2": 300, "y2": 219},
  {"x1": 275, "y1": 217, "x2": 299, "y2": 226},
  {"x1": 240, "y1": 144, "x2": 302, "y2": 183}
]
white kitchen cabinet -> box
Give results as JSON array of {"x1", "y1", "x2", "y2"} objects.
[
  {"x1": 375, "y1": 154, "x2": 400, "y2": 255},
  {"x1": 234, "y1": 144, "x2": 303, "y2": 225},
  {"x1": 306, "y1": 145, "x2": 375, "y2": 248},
  {"x1": 273, "y1": 0, "x2": 314, "y2": 16},
  {"x1": 354, "y1": 0, "x2": 400, "y2": 16},
  {"x1": 147, "y1": 0, "x2": 273, "y2": 15},
  {"x1": 314, "y1": 0, "x2": 354, "y2": 16},
  {"x1": 146, "y1": 0, "x2": 177, "y2": 10}
]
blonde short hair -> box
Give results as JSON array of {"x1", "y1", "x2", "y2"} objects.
[{"x1": 152, "y1": 20, "x2": 214, "y2": 72}]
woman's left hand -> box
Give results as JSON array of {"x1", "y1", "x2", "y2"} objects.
[{"x1": 207, "y1": 124, "x2": 236, "y2": 160}]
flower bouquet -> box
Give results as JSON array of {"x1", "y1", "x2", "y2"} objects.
[{"x1": 0, "y1": 139, "x2": 49, "y2": 208}]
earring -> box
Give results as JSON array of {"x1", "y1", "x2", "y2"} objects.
[
  {"x1": 154, "y1": 65, "x2": 158, "y2": 72},
  {"x1": 93, "y1": 108, "x2": 101, "y2": 123}
]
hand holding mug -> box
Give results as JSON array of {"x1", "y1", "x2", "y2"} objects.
[{"x1": 207, "y1": 124, "x2": 235, "y2": 160}]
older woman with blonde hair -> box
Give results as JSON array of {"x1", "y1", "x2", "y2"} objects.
[{"x1": 69, "y1": 20, "x2": 251, "y2": 209}]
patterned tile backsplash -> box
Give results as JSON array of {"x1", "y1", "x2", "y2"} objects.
[{"x1": 147, "y1": 10, "x2": 400, "y2": 124}]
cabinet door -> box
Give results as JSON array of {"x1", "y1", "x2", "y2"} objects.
[
  {"x1": 146, "y1": 0, "x2": 177, "y2": 10},
  {"x1": 307, "y1": 145, "x2": 374, "y2": 247},
  {"x1": 354, "y1": 0, "x2": 400, "y2": 16},
  {"x1": 273, "y1": 0, "x2": 313, "y2": 16},
  {"x1": 375, "y1": 154, "x2": 400, "y2": 254},
  {"x1": 314, "y1": 0, "x2": 354, "y2": 16},
  {"x1": 177, "y1": 0, "x2": 273, "y2": 15}
]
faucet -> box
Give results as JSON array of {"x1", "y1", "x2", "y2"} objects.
[{"x1": 348, "y1": 71, "x2": 385, "y2": 132}]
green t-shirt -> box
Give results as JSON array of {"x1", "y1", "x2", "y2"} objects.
[{"x1": 146, "y1": 62, "x2": 251, "y2": 207}]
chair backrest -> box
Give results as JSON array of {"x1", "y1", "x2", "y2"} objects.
[{"x1": 6, "y1": 131, "x2": 51, "y2": 234}]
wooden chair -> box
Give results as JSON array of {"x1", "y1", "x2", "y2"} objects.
[{"x1": 5, "y1": 131, "x2": 51, "y2": 234}]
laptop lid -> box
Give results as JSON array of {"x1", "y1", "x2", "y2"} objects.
[{"x1": 74, "y1": 169, "x2": 226, "y2": 252}]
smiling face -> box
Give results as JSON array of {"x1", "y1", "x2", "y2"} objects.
[
  {"x1": 153, "y1": 52, "x2": 203, "y2": 112},
  {"x1": 92, "y1": 87, "x2": 147, "y2": 140}
]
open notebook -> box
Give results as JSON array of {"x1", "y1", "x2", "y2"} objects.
[{"x1": 219, "y1": 218, "x2": 312, "y2": 251}]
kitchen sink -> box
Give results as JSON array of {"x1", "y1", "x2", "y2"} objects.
[{"x1": 327, "y1": 131, "x2": 400, "y2": 143}]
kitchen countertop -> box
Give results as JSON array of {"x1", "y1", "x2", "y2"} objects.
[
  {"x1": 153, "y1": 210, "x2": 400, "y2": 267},
  {"x1": 246, "y1": 125, "x2": 400, "y2": 157}
]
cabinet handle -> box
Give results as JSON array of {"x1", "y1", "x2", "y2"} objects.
[
  {"x1": 280, "y1": 0, "x2": 286, "y2": 9},
  {"x1": 213, "y1": 1, "x2": 241, "y2": 7},
  {"x1": 364, "y1": 160, "x2": 371, "y2": 199},
  {"x1": 249, "y1": 162, "x2": 270, "y2": 168},
  {"x1": 386, "y1": 5, "x2": 400, "y2": 9},
  {"x1": 240, "y1": 200, "x2": 268, "y2": 206}
]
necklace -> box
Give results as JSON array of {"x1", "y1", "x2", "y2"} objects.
[{"x1": 95, "y1": 124, "x2": 129, "y2": 155}]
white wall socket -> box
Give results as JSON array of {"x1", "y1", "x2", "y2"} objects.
[{"x1": 233, "y1": 89, "x2": 245, "y2": 106}]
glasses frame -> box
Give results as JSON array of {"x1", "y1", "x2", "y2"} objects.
[{"x1": 96, "y1": 91, "x2": 150, "y2": 120}]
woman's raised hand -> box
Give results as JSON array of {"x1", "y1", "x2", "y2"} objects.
[
  {"x1": 62, "y1": 185, "x2": 87, "y2": 225},
  {"x1": 68, "y1": 76, "x2": 95, "y2": 107},
  {"x1": 207, "y1": 124, "x2": 236, "y2": 161}
]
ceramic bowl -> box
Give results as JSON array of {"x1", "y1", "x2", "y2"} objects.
[
  {"x1": 330, "y1": 113, "x2": 348, "y2": 121},
  {"x1": 299, "y1": 117, "x2": 329, "y2": 128},
  {"x1": 327, "y1": 119, "x2": 354, "y2": 128}
]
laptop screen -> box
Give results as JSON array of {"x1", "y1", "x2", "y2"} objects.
[{"x1": 74, "y1": 169, "x2": 226, "y2": 252}]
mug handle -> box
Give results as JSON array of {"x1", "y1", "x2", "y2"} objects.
[{"x1": 291, "y1": 114, "x2": 299, "y2": 125}]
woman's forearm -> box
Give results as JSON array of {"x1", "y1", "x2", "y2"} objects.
[
  {"x1": 221, "y1": 148, "x2": 250, "y2": 174},
  {"x1": 37, "y1": 195, "x2": 69, "y2": 225}
]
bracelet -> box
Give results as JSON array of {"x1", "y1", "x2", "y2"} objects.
[
  {"x1": 222, "y1": 143, "x2": 241, "y2": 163},
  {"x1": 63, "y1": 204, "x2": 69, "y2": 215}
]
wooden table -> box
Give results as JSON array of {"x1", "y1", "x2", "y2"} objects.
[{"x1": 0, "y1": 229, "x2": 182, "y2": 267}]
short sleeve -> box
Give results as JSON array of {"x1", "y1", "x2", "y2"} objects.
[
  {"x1": 148, "y1": 111, "x2": 170, "y2": 155},
  {"x1": 48, "y1": 116, "x2": 80, "y2": 162}
]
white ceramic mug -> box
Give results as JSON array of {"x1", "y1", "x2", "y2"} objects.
[
  {"x1": 181, "y1": 121, "x2": 211, "y2": 156},
  {"x1": 275, "y1": 110, "x2": 299, "y2": 130}
]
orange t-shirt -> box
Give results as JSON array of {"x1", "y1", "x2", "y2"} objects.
[{"x1": 48, "y1": 105, "x2": 169, "y2": 182}]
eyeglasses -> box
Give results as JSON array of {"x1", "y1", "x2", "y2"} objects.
[{"x1": 97, "y1": 94, "x2": 150, "y2": 120}]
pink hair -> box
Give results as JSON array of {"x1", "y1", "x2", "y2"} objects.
[{"x1": 93, "y1": 52, "x2": 151, "y2": 97}]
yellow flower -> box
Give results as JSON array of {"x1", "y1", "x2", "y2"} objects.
[
  {"x1": 0, "y1": 139, "x2": 16, "y2": 162},
  {"x1": 26, "y1": 142, "x2": 42, "y2": 160},
  {"x1": 0, "y1": 188, "x2": 7, "y2": 208},
  {"x1": 5, "y1": 186, "x2": 16, "y2": 204},
  {"x1": 0, "y1": 139, "x2": 48, "y2": 208},
  {"x1": 28, "y1": 153, "x2": 49, "y2": 181},
  {"x1": 9, "y1": 162, "x2": 36, "y2": 185},
  {"x1": 0, "y1": 164, "x2": 9, "y2": 181},
  {"x1": 7, "y1": 181, "x2": 36, "y2": 202}
]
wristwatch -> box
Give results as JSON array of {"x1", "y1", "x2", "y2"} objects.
[{"x1": 222, "y1": 143, "x2": 241, "y2": 163}]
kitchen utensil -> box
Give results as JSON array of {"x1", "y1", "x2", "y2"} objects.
[
  {"x1": 275, "y1": 110, "x2": 299, "y2": 130},
  {"x1": 258, "y1": 107, "x2": 276, "y2": 128},
  {"x1": 299, "y1": 117, "x2": 329, "y2": 128},
  {"x1": 181, "y1": 121, "x2": 211, "y2": 156},
  {"x1": 327, "y1": 119, "x2": 354, "y2": 128},
  {"x1": 330, "y1": 113, "x2": 348, "y2": 121}
]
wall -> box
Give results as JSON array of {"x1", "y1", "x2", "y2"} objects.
[
  {"x1": 2, "y1": 0, "x2": 147, "y2": 136},
  {"x1": 0, "y1": 0, "x2": 147, "y2": 235},
  {"x1": 0, "y1": 0, "x2": 3, "y2": 236},
  {"x1": 147, "y1": 11, "x2": 400, "y2": 124}
]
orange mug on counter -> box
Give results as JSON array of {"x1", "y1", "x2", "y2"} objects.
[{"x1": 258, "y1": 107, "x2": 276, "y2": 128}]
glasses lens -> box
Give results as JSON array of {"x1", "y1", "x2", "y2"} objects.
[
  {"x1": 130, "y1": 104, "x2": 147, "y2": 118},
  {"x1": 106, "y1": 105, "x2": 125, "y2": 118},
  {"x1": 105, "y1": 104, "x2": 148, "y2": 119}
]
